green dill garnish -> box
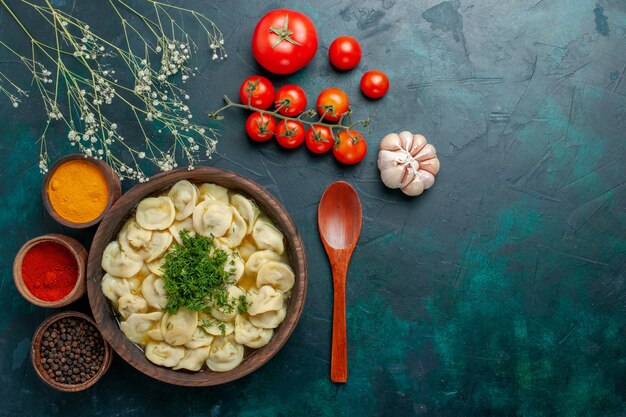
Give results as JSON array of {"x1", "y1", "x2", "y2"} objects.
[
  {"x1": 162, "y1": 230, "x2": 235, "y2": 314},
  {"x1": 200, "y1": 319, "x2": 215, "y2": 328},
  {"x1": 237, "y1": 295, "x2": 249, "y2": 314},
  {"x1": 218, "y1": 322, "x2": 226, "y2": 336}
]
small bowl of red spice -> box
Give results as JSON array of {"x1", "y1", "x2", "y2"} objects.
[
  {"x1": 31, "y1": 311, "x2": 112, "y2": 392},
  {"x1": 13, "y1": 234, "x2": 87, "y2": 307}
]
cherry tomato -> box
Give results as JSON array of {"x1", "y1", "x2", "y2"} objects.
[
  {"x1": 305, "y1": 125, "x2": 334, "y2": 154},
  {"x1": 252, "y1": 9, "x2": 318, "y2": 75},
  {"x1": 333, "y1": 130, "x2": 367, "y2": 164},
  {"x1": 275, "y1": 120, "x2": 305, "y2": 149},
  {"x1": 316, "y1": 88, "x2": 350, "y2": 122},
  {"x1": 239, "y1": 76, "x2": 275, "y2": 109},
  {"x1": 274, "y1": 84, "x2": 307, "y2": 117},
  {"x1": 245, "y1": 112, "x2": 276, "y2": 142},
  {"x1": 328, "y1": 36, "x2": 362, "y2": 70},
  {"x1": 360, "y1": 70, "x2": 389, "y2": 99}
]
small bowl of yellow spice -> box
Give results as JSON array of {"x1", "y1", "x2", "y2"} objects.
[{"x1": 43, "y1": 154, "x2": 122, "y2": 228}]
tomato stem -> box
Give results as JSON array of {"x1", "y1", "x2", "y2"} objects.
[
  {"x1": 208, "y1": 95, "x2": 370, "y2": 133},
  {"x1": 269, "y1": 14, "x2": 303, "y2": 48}
]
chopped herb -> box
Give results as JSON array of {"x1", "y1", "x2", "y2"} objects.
[
  {"x1": 218, "y1": 322, "x2": 226, "y2": 336},
  {"x1": 200, "y1": 319, "x2": 215, "y2": 328},
  {"x1": 162, "y1": 230, "x2": 235, "y2": 314},
  {"x1": 237, "y1": 295, "x2": 249, "y2": 314}
]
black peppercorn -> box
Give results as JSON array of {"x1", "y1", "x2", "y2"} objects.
[{"x1": 38, "y1": 317, "x2": 105, "y2": 385}]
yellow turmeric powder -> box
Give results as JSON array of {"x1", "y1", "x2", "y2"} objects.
[{"x1": 47, "y1": 159, "x2": 110, "y2": 223}]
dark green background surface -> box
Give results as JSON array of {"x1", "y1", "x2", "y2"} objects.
[{"x1": 1, "y1": 0, "x2": 625, "y2": 416}]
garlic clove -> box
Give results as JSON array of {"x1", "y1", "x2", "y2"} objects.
[
  {"x1": 402, "y1": 177, "x2": 425, "y2": 196},
  {"x1": 410, "y1": 134, "x2": 428, "y2": 156},
  {"x1": 398, "y1": 131, "x2": 414, "y2": 152},
  {"x1": 414, "y1": 143, "x2": 437, "y2": 161},
  {"x1": 400, "y1": 166, "x2": 417, "y2": 189},
  {"x1": 379, "y1": 133, "x2": 402, "y2": 151},
  {"x1": 380, "y1": 166, "x2": 405, "y2": 189},
  {"x1": 416, "y1": 170, "x2": 436, "y2": 189},
  {"x1": 377, "y1": 149, "x2": 402, "y2": 167},
  {"x1": 419, "y1": 157, "x2": 440, "y2": 176}
]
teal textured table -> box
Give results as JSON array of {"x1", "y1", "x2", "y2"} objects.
[{"x1": 0, "y1": 1, "x2": 625, "y2": 416}]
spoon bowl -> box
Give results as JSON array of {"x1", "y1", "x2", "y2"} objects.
[
  {"x1": 318, "y1": 182, "x2": 363, "y2": 250},
  {"x1": 318, "y1": 181, "x2": 363, "y2": 383}
]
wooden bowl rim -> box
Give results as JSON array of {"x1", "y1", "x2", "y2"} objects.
[
  {"x1": 86, "y1": 167, "x2": 308, "y2": 387},
  {"x1": 42, "y1": 154, "x2": 122, "y2": 229},
  {"x1": 30, "y1": 311, "x2": 113, "y2": 392},
  {"x1": 13, "y1": 234, "x2": 87, "y2": 308}
]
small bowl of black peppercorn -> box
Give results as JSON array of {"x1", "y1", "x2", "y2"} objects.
[{"x1": 31, "y1": 311, "x2": 112, "y2": 392}]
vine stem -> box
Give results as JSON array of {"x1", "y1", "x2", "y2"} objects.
[{"x1": 209, "y1": 95, "x2": 370, "y2": 132}]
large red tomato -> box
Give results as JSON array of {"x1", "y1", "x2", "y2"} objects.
[{"x1": 252, "y1": 9, "x2": 318, "y2": 75}]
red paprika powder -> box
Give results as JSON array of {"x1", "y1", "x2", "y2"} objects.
[{"x1": 21, "y1": 241, "x2": 78, "y2": 302}]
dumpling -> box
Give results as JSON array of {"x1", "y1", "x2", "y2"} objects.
[
  {"x1": 146, "y1": 256, "x2": 166, "y2": 276},
  {"x1": 184, "y1": 327, "x2": 214, "y2": 349},
  {"x1": 169, "y1": 216, "x2": 195, "y2": 244},
  {"x1": 244, "y1": 250, "x2": 281, "y2": 276},
  {"x1": 136, "y1": 196, "x2": 176, "y2": 230},
  {"x1": 173, "y1": 346, "x2": 211, "y2": 371},
  {"x1": 252, "y1": 219, "x2": 285, "y2": 255},
  {"x1": 101, "y1": 273, "x2": 131, "y2": 306},
  {"x1": 198, "y1": 183, "x2": 229, "y2": 203},
  {"x1": 235, "y1": 314, "x2": 273, "y2": 348},
  {"x1": 219, "y1": 207, "x2": 247, "y2": 248},
  {"x1": 168, "y1": 180, "x2": 198, "y2": 220},
  {"x1": 145, "y1": 342, "x2": 185, "y2": 367},
  {"x1": 102, "y1": 241, "x2": 143, "y2": 278},
  {"x1": 224, "y1": 251, "x2": 244, "y2": 283},
  {"x1": 193, "y1": 200, "x2": 233, "y2": 238},
  {"x1": 206, "y1": 336, "x2": 244, "y2": 372},
  {"x1": 119, "y1": 228, "x2": 172, "y2": 266},
  {"x1": 117, "y1": 221, "x2": 169, "y2": 264},
  {"x1": 145, "y1": 231, "x2": 173, "y2": 262},
  {"x1": 146, "y1": 324, "x2": 164, "y2": 342},
  {"x1": 161, "y1": 307, "x2": 198, "y2": 346},
  {"x1": 199, "y1": 312, "x2": 235, "y2": 336},
  {"x1": 118, "y1": 220, "x2": 152, "y2": 261},
  {"x1": 247, "y1": 285, "x2": 284, "y2": 316},
  {"x1": 210, "y1": 286, "x2": 245, "y2": 322},
  {"x1": 249, "y1": 307, "x2": 287, "y2": 329},
  {"x1": 237, "y1": 240, "x2": 257, "y2": 261},
  {"x1": 119, "y1": 311, "x2": 163, "y2": 344},
  {"x1": 117, "y1": 294, "x2": 148, "y2": 319},
  {"x1": 230, "y1": 194, "x2": 259, "y2": 234},
  {"x1": 141, "y1": 273, "x2": 168, "y2": 309},
  {"x1": 257, "y1": 261, "x2": 295, "y2": 292},
  {"x1": 127, "y1": 263, "x2": 150, "y2": 293}
]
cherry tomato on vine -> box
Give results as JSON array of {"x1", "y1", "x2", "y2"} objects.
[
  {"x1": 275, "y1": 120, "x2": 305, "y2": 149},
  {"x1": 333, "y1": 130, "x2": 367, "y2": 164},
  {"x1": 305, "y1": 125, "x2": 334, "y2": 154},
  {"x1": 316, "y1": 88, "x2": 350, "y2": 122},
  {"x1": 239, "y1": 76, "x2": 275, "y2": 109},
  {"x1": 328, "y1": 36, "x2": 362, "y2": 70},
  {"x1": 245, "y1": 112, "x2": 276, "y2": 142},
  {"x1": 360, "y1": 70, "x2": 389, "y2": 99},
  {"x1": 274, "y1": 84, "x2": 307, "y2": 117},
  {"x1": 252, "y1": 9, "x2": 318, "y2": 74}
]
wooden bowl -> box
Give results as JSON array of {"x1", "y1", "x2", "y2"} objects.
[
  {"x1": 87, "y1": 167, "x2": 308, "y2": 386},
  {"x1": 31, "y1": 311, "x2": 113, "y2": 392},
  {"x1": 42, "y1": 154, "x2": 122, "y2": 229},
  {"x1": 13, "y1": 234, "x2": 87, "y2": 308}
]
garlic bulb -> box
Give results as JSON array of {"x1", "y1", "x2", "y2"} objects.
[{"x1": 377, "y1": 131, "x2": 440, "y2": 196}]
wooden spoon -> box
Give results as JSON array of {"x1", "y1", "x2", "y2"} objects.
[{"x1": 318, "y1": 181, "x2": 363, "y2": 383}]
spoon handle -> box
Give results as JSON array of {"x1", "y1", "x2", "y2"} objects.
[{"x1": 331, "y1": 261, "x2": 348, "y2": 383}]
